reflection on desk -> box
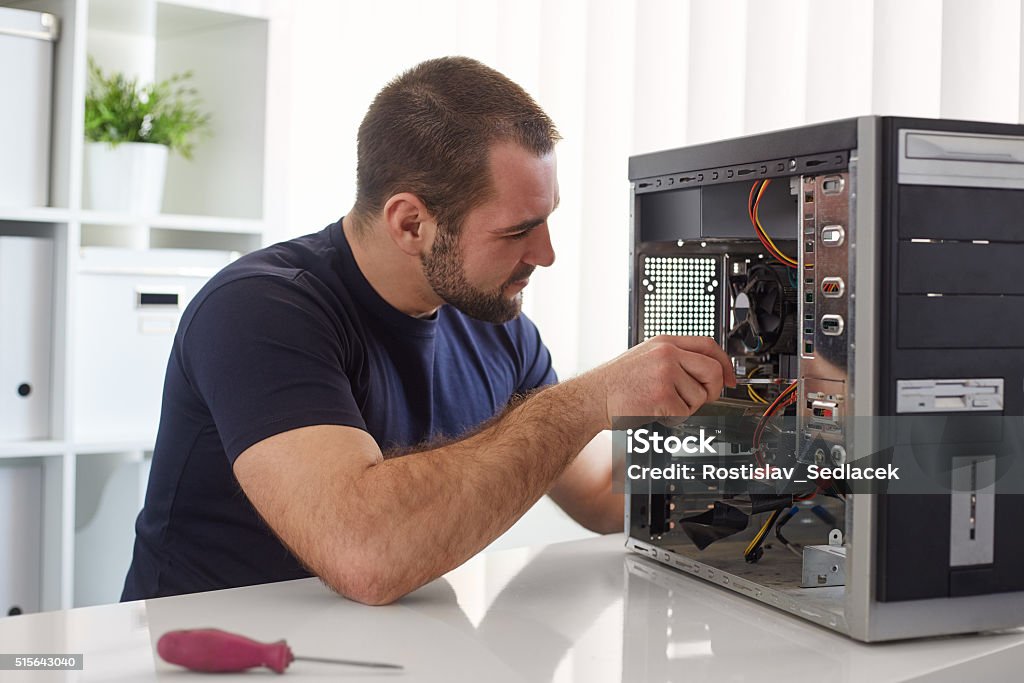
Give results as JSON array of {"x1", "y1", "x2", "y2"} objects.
[
  {"x1": 0, "y1": 534, "x2": 1022, "y2": 682},
  {"x1": 623, "y1": 554, "x2": 1024, "y2": 682}
]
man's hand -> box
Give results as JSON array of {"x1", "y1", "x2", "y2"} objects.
[
  {"x1": 579, "y1": 335, "x2": 736, "y2": 429},
  {"x1": 549, "y1": 336, "x2": 734, "y2": 532}
]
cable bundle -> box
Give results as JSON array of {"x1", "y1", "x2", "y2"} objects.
[
  {"x1": 748, "y1": 179, "x2": 798, "y2": 268},
  {"x1": 746, "y1": 366, "x2": 770, "y2": 404},
  {"x1": 752, "y1": 381, "x2": 798, "y2": 463}
]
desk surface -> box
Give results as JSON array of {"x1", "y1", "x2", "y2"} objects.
[{"x1": 2, "y1": 534, "x2": 1023, "y2": 682}]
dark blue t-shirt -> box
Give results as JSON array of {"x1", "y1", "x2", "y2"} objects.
[{"x1": 121, "y1": 219, "x2": 556, "y2": 600}]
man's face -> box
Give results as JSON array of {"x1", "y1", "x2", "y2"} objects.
[{"x1": 422, "y1": 142, "x2": 558, "y2": 323}]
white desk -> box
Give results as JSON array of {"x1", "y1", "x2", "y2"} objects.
[{"x1": 2, "y1": 534, "x2": 1023, "y2": 682}]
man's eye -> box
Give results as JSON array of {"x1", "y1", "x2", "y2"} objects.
[{"x1": 506, "y1": 230, "x2": 530, "y2": 240}]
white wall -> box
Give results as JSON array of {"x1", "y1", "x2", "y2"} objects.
[{"x1": 270, "y1": 0, "x2": 1024, "y2": 548}]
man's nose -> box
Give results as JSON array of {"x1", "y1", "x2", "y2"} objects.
[{"x1": 524, "y1": 224, "x2": 555, "y2": 267}]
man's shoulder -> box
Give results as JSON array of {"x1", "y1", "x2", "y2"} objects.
[
  {"x1": 181, "y1": 224, "x2": 350, "y2": 336},
  {"x1": 208, "y1": 225, "x2": 339, "y2": 290}
]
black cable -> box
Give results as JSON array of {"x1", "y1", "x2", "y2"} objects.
[
  {"x1": 774, "y1": 505, "x2": 800, "y2": 550},
  {"x1": 744, "y1": 507, "x2": 784, "y2": 564}
]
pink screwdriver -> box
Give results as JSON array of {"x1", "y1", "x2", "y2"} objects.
[{"x1": 157, "y1": 628, "x2": 403, "y2": 674}]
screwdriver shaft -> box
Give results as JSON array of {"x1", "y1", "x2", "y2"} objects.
[{"x1": 295, "y1": 655, "x2": 403, "y2": 670}]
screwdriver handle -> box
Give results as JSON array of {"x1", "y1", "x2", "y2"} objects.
[{"x1": 157, "y1": 628, "x2": 294, "y2": 674}]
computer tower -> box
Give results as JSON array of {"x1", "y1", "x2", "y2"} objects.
[{"x1": 624, "y1": 116, "x2": 1024, "y2": 641}]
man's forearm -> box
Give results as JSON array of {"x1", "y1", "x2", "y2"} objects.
[
  {"x1": 577, "y1": 489, "x2": 624, "y2": 535},
  {"x1": 547, "y1": 431, "x2": 624, "y2": 534},
  {"x1": 330, "y1": 377, "x2": 605, "y2": 603}
]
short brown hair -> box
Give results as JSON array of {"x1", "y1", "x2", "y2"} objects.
[{"x1": 351, "y1": 57, "x2": 560, "y2": 233}]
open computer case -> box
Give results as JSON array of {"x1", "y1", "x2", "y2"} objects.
[{"x1": 624, "y1": 116, "x2": 1024, "y2": 641}]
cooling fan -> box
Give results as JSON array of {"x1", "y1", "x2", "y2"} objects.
[{"x1": 728, "y1": 263, "x2": 797, "y2": 355}]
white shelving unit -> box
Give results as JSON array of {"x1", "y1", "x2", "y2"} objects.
[{"x1": 0, "y1": 0, "x2": 286, "y2": 612}]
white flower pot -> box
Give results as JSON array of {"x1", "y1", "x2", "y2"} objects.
[{"x1": 84, "y1": 141, "x2": 168, "y2": 214}]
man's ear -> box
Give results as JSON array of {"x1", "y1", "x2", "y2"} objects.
[{"x1": 382, "y1": 193, "x2": 436, "y2": 256}]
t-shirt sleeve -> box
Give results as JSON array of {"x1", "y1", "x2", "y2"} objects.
[
  {"x1": 180, "y1": 274, "x2": 366, "y2": 463},
  {"x1": 514, "y1": 313, "x2": 558, "y2": 393}
]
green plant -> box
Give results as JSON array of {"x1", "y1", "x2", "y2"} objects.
[{"x1": 84, "y1": 58, "x2": 211, "y2": 159}]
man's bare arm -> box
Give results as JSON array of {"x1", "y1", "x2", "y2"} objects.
[
  {"x1": 547, "y1": 432, "x2": 622, "y2": 534},
  {"x1": 235, "y1": 379, "x2": 599, "y2": 605},
  {"x1": 233, "y1": 335, "x2": 735, "y2": 605}
]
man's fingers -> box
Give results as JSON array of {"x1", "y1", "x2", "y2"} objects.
[
  {"x1": 661, "y1": 336, "x2": 737, "y2": 388},
  {"x1": 674, "y1": 349, "x2": 726, "y2": 402},
  {"x1": 604, "y1": 335, "x2": 737, "y2": 423},
  {"x1": 674, "y1": 375, "x2": 708, "y2": 415}
]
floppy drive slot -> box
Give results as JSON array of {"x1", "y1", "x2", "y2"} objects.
[{"x1": 896, "y1": 379, "x2": 1004, "y2": 414}]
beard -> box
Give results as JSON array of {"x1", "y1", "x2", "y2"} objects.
[{"x1": 421, "y1": 227, "x2": 533, "y2": 324}]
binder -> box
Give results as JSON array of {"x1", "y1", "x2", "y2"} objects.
[
  {"x1": 0, "y1": 463, "x2": 43, "y2": 615},
  {"x1": 0, "y1": 236, "x2": 53, "y2": 441},
  {"x1": 0, "y1": 7, "x2": 58, "y2": 208}
]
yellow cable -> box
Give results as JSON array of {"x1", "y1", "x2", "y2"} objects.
[
  {"x1": 744, "y1": 512, "x2": 777, "y2": 556},
  {"x1": 745, "y1": 366, "x2": 770, "y2": 404}
]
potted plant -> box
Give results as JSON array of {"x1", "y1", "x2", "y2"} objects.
[{"x1": 83, "y1": 58, "x2": 210, "y2": 214}]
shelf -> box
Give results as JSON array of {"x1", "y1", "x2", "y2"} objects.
[
  {"x1": 157, "y1": 0, "x2": 271, "y2": 32},
  {"x1": 0, "y1": 440, "x2": 66, "y2": 459},
  {"x1": 74, "y1": 440, "x2": 155, "y2": 455},
  {"x1": 90, "y1": 0, "x2": 270, "y2": 36},
  {"x1": 152, "y1": 213, "x2": 264, "y2": 234},
  {"x1": 0, "y1": 207, "x2": 73, "y2": 224},
  {"x1": 77, "y1": 210, "x2": 264, "y2": 234},
  {"x1": 0, "y1": 208, "x2": 265, "y2": 235},
  {"x1": 0, "y1": 0, "x2": 272, "y2": 615}
]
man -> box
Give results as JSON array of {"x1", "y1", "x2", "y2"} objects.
[{"x1": 122, "y1": 57, "x2": 734, "y2": 605}]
